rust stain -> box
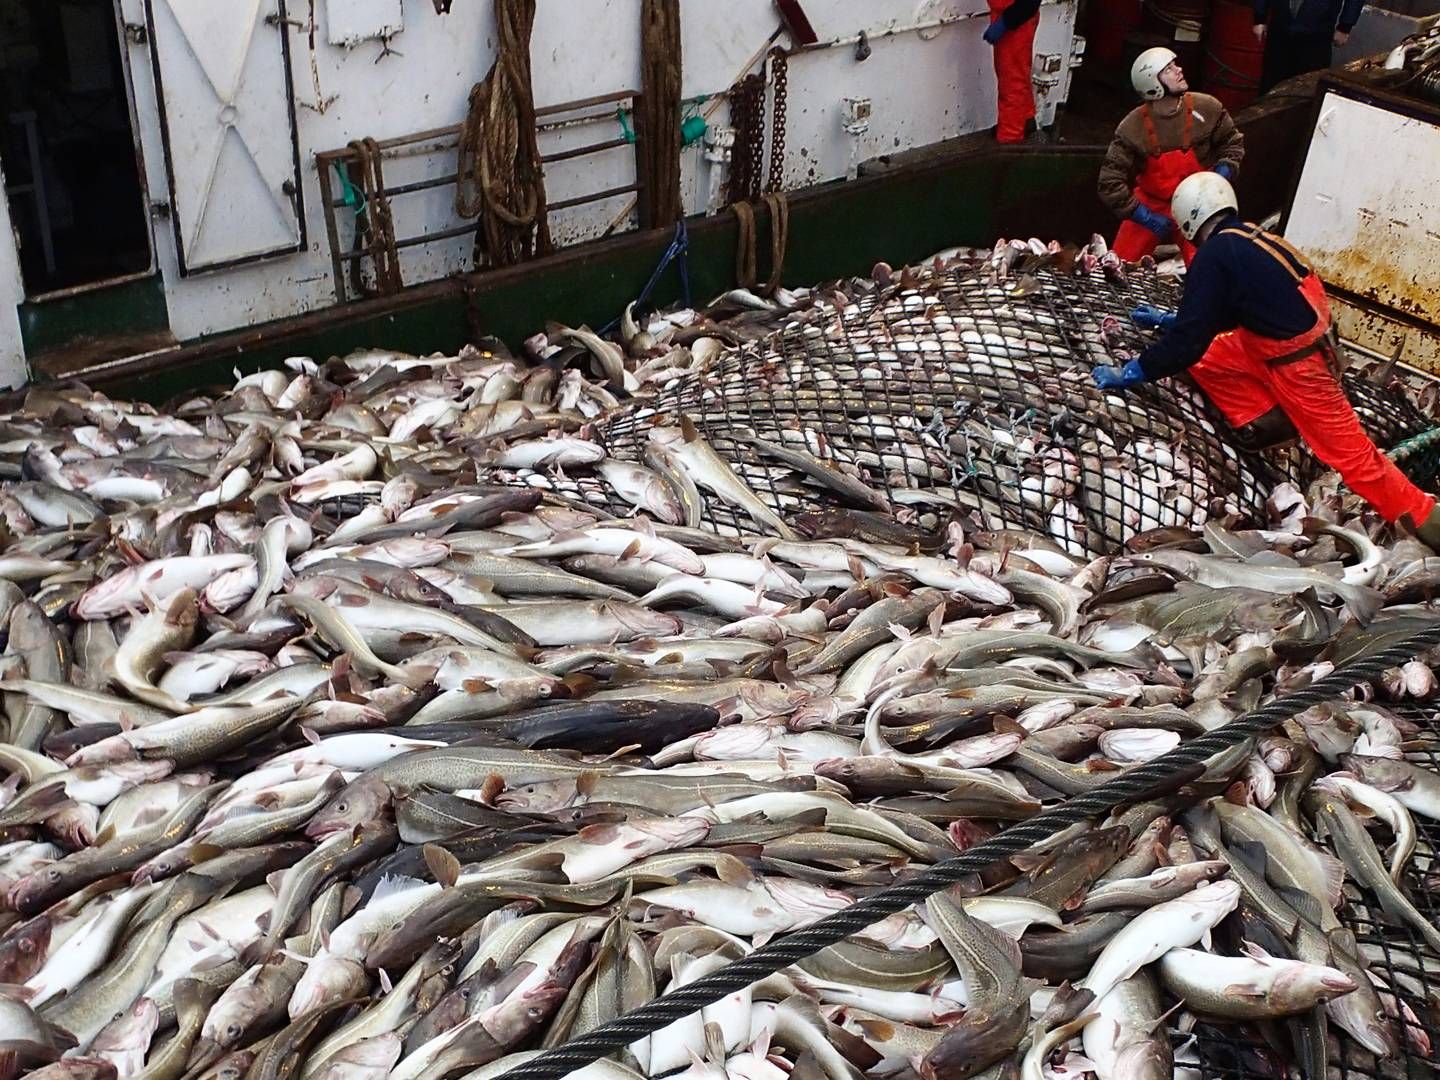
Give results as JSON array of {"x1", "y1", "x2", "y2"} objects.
[{"x1": 1313, "y1": 238, "x2": 1438, "y2": 327}]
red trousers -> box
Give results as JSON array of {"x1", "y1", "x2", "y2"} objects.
[
  {"x1": 1192, "y1": 338, "x2": 1434, "y2": 525},
  {"x1": 1113, "y1": 190, "x2": 1198, "y2": 265},
  {"x1": 990, "y1": 0, "x2": 1036, "y2": 143}
]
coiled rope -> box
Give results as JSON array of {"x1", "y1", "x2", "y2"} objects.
[
  {"x1": 455, "y1": 0, "x2": 551, "y2": 268},
  {"x1": 346, "y1": 137, "x2": 403, "y2": 296},
  {"x1": 498, "y1": 620, "x2": 1440, "y2": 1080}
]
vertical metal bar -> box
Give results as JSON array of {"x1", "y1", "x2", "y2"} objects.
[{"x1": 316, "y1": 161, "x2": 347, "y2": 304}]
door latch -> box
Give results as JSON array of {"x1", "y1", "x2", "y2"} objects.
[
  {"x1": 124, "y1": 22, "x2": 147, "y2": 45},
  {"x1": 265, "y1": 12, "x2": 306, "y2": 29}
]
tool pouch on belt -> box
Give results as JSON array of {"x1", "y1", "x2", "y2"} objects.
[{"x1": 1231, "y1": 405, "x2": 1299, "y2": 452}]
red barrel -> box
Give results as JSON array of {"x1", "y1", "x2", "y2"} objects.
[
  {"x1": 1204, "y1": 0, "x2": 1264, "y2": 110},
  {"x1": 1087, "y1": 0, "x2": 1145, "y2": 68}
]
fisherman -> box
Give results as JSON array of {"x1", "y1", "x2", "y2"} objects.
[
  {"x1": 982, "y1": 0, "x2": 1040, "y2": 144},
  {"x1": 1091, "y1": 172, "x2": 1440, "y2": 543},
  {"x1": 1097, "y1": 48, "x2": 1244, "y2": 266},
  {"x1": 1254, "y1": 0, "x2": 1363, "y2": 91}
]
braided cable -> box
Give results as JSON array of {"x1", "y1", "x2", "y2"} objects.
[{"x1": 498, "y1": 620, "x2": 1440, "y2": 1080}]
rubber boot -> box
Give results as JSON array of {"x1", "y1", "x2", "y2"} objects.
[
  {"x1": 1231, "y1": 406, "x2": 1299, "y2": 452},
  {"x1": 1414, "y1": 504, "x2": 1440, "y2": 551}
]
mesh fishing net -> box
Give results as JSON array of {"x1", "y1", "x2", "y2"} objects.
[
  {"x1": 1179, "y1": 699, "x2": 1440, "y2": 1080},
  {"x1": 572, "y1": 260, "x2": 1438, "y2": 556}
]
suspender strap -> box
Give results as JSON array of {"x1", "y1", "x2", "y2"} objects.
[{"x1": 1216, "y1": 224, "x2": 1311, "y2": 283}]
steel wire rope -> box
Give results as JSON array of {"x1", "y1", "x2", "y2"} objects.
[{"x1": 498, "y1": 620, "x2": 1440, "y2": 1080}]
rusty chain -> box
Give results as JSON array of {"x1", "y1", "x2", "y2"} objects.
[
  {"x1": 766, "y1": 47, "x2": 788, "y2": 193},
  {"x1": 728, "y1": 72, "x2": 765, "y2": 205}
]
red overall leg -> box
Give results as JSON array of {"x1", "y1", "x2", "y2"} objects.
[
  {"x1": 1112, "y1": 218, "x2": 1161, "y2": 263},
  {"x1": 1264, "y1": 355, "x2": 1435, "y2": 524},
  {"x1": 1188, "y1": 331, "x2": 1277, "y2": 427},
  {"x1": 993, "y1": 17, "x2": 1037, "y2": 143}
]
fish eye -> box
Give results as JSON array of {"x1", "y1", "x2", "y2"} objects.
[
  {"x1": 227, "y1": 1024, "x2": 242, "y2": 1039},
  {"x1": 335, "y1": 802, "x2": 348, "y2": 813},
  {"x1": 47, "y1": 868, "x2": 62, "y2": 881}
]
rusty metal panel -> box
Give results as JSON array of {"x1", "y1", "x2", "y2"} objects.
[
  {"x1": 144, "y1": 0, "x2": 304, "y2": 274},
  {"x1": 1286, "y1": 91, "x2": 1440, "y2": 327},
  {"x1": 1331, "y1": 294, "x2": 1440, "y2": 376}
]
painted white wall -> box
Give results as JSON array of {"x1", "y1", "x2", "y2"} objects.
[
  {"x1": 0, "y1": 155, "x2": 28, "y2": 388},
  {"x1": 0, "y1": 0, "x2": 1078, "y2": 365}
]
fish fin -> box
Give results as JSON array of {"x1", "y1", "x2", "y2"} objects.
[
  {"x1": 1222, "y1": 781, "x2": 1251, "y2": 806},
  {"x1": 927, "y1": 601, "x2": 946, "y2": 638},
  {"x1": 853, "y1": 1017, "x2": 896, "y2": 1039},
  {"x1": 1009, "y1": 850, "x2": 1051, "y2": 873},
  {"x1": 370, "y1": 873, "x2": 427, "y2": 904},
  {"x1": 477, "y1": 774, "x2": 506, "y2": 805},
  {"x1": 1227, "y1": 839, "x2": 1269, "y2": 878},
  {"x1": 679, "y1": 416, "x2": 700, "y2": 443},
  {"x1": 576, "y1": 770, "x2": 601, "y2": 797},
  {"x1": 1239, "y1": 940, "x2": 1275, "y2": 962},
  {"x1": 1317, "y1": 847, "x2": 1347, "y2": 909},
  {"x1": 846, "y1": 556, "x2": 867, "y2": 583},
  {"x1": 560, "y1": 673, "x2": 597, "y2": 698},
  {"x1": 1275, "y1": 884, "x2": 1326, "y2": 932},
  {"x1": 460, "y1": 678, "x2": 494, "y2": 694},
  {"x1": 715, "y1": 854, "x2": 756, "y2": 887},
  {"x1": 187, "y1": 843, "x2": 225, "y2": 865},
  {"x1": 620, "y1": 539, "x2": 644, "y2": 562},
  {"x1": 423, "y1": 844, "x2": 460, "y2": 888},
  {"x1": 93, "y1": 824, "x2": 116, "y2": 847},
  {"x1": 596, "y1": 744, "x2": 642, "y2": 763},
  {"x1": 1221, "y1": 982, "x2": 1268, "y2": 998},
  {"x1": 992, "y1": 715, "x2": 1026, "y2": 738}
]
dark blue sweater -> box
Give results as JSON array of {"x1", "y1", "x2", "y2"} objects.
[
  {"x1": 1255, "y1": 0, "x2": 1364, "y2": 37},
  {"x1": 1137, "y1": 214, "x2": 1322, "y2": 380},
  {"x1": 999, "y1": 0, "x2": 1042, "y2": 31}
]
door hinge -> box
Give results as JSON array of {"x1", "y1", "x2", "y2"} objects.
[
  {"x1": 150, "y1": 200, "x2": 171, "y2": 220},
  {"x1": 124, "y1": 22, "x2": 147, "y2": 45}
]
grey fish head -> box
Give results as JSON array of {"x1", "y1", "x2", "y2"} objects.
[
  {"x1": 306, "y1": 775, "x2": 393, "y2": 840},
  {"x1": 917, "y1": 999, "x2": 1030, "y2": 1080}
]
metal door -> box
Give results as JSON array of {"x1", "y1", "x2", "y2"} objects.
[{"x1": 144, "y1": 0, "x2": 304, "y2": 274}]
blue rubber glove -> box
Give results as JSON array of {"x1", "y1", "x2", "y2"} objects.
[
  {"x1": 983, "y1": 21, "x2": 1007, "y2": 44},
  {"x1": 1213, "y1": 162, "x2": 1234, "y2": 180},
  {"x1": 1129, "y1": 303, "x2": 1177, "y2": 331},
  {"x1": 1092, "y1": 358, "x2": 1147, "y2": 390},
  {"x1": 1131, "y1": 203, "x2": 1172, "y2": 240}
]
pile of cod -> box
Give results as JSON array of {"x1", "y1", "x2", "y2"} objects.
[{"x1": 3, "y1": 261, "x2": 1440, "y2": 1080}]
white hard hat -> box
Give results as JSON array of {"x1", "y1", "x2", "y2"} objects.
[
  {"x1": 1131, "y1": 47, "x2": 1178, "y2": 100},
  {"x1": 1172, "y1": 172, "x2": 1238, "y2": 240}
]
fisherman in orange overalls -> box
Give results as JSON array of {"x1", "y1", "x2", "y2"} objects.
[
  {"x1": 1092, "y1": 173, "x2": 1440, "y2": 541},
  {"x1": 1097, "y1": 48, "x2": 1244, "y2": 265},
  {"x1": 983, "y1": 0, "x2": 1040, "y2": 144}
]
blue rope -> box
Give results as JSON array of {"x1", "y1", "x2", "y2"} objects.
[{"x1": 600, "y1": 218, "x2": 690, "y2": 335}]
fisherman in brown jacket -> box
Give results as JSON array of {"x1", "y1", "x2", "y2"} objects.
[{"x1": 1097, "y1": 48, "x2": 1244, "y2": 266}]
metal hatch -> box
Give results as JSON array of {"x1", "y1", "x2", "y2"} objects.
[{"x1": 143, "y1": 0, "x2": 305, "y2": 274}]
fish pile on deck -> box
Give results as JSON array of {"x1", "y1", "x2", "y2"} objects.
[
  {"x1": 584, "y1": 239, "x2": 1273, "y2": 556},
  {"x1": 2, "y1": 254, "x2": 1440, "y2": 1080}
]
